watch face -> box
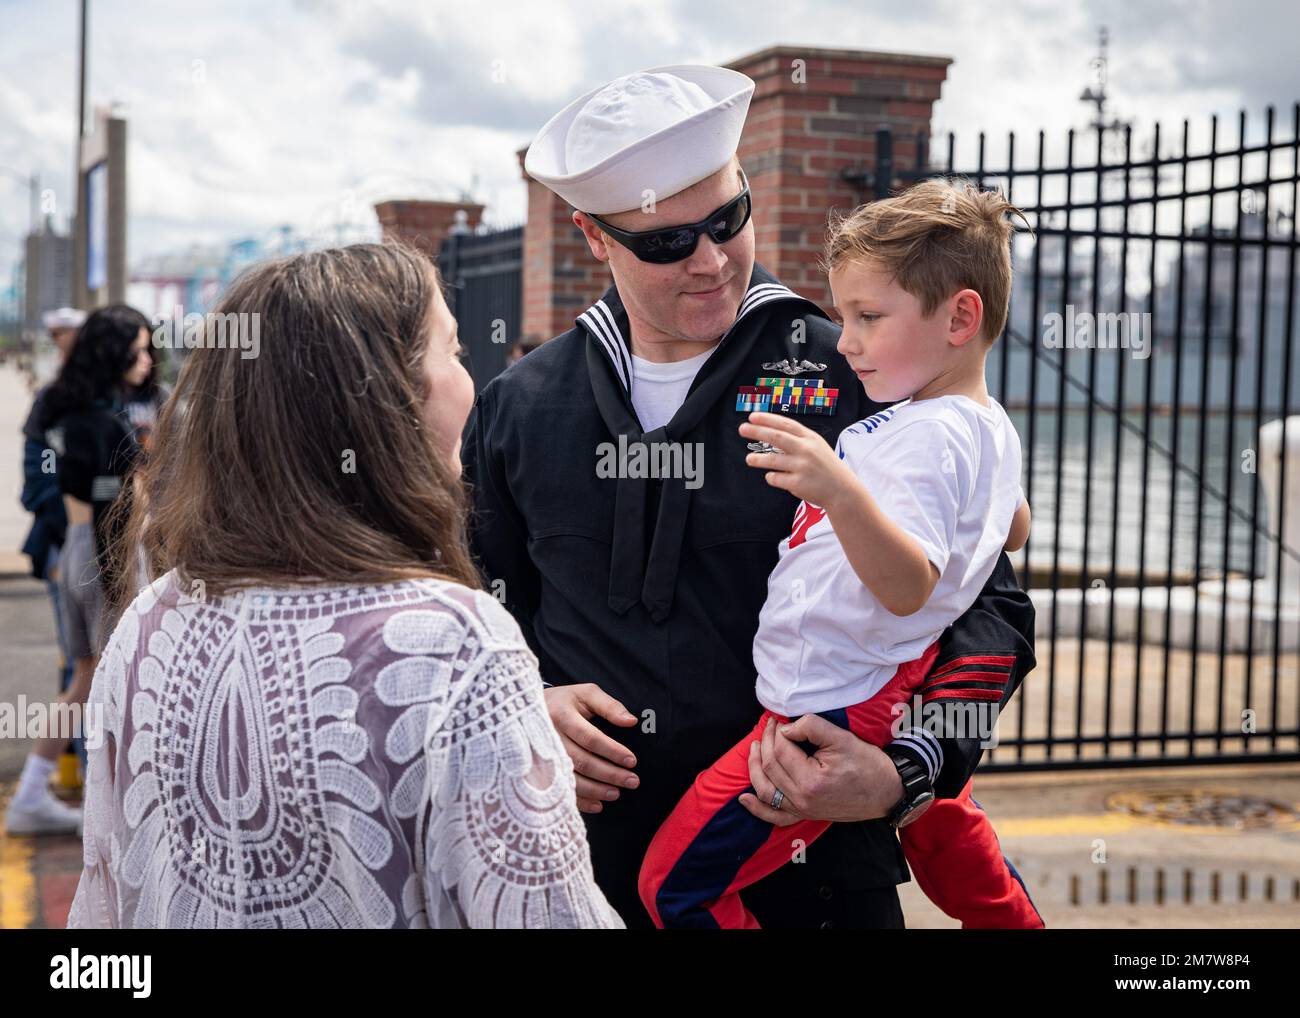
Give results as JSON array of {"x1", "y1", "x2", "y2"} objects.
[{"x1": 895, "y1": 792, "x2": 935, "y2": 828}]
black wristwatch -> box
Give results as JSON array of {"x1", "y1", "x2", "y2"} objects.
[{"x1": 885, "y1": 751, "x2": 935, "y2": 828}]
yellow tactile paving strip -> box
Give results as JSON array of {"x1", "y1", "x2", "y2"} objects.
[{"x1": 0, "y1": 786, "x2": 37, "y2": 929}]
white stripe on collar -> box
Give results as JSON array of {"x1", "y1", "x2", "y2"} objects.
[
  {"x1": 581, "y1": 280, "x2": 807, "y2": 395},
  {"x1": 737, "y1": 282, "x2": 798, "y2": 318},
  {"x1": 578, "y1": 301, "x2": 632, "y2": 393}
]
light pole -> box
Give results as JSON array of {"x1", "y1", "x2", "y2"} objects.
[{"x1": 73, "y1": 0, "x2": 89, "y2": 308}]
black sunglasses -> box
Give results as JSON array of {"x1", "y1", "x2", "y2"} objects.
[{"x1": 587, "y1": 176, "x2": 752, "y2": 264}]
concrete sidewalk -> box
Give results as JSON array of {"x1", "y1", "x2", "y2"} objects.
[
  {"x1": 0, "y1": 780, "x2": 81, "y2": 930},
  {"x1": 898, "y1": 763, "x2": 1300, "y2": 928}
]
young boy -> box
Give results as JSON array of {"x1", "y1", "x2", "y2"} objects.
[{"x1": 638, "y1": 179, "x2": 1042, "y2": 929}]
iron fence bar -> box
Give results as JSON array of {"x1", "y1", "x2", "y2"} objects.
[
  {"x1": 1160, "y1": 118, "x2": 1194, "y2": 756},
  {"x1": 1104, "y1": 123, "x2": 1136, "y2": 756},
  {"x1": 1244, "y1": 106, "x2": 1277, "y2": 755},
  {"x1": 1017, "y1": 129, "x2": 1047, "y2": 765},
  {"x1": 1215, "y1": 112, "x2": 1250, "y2": 753},
  {"x1": 980, "y1": 750, "x2": 1300, "y2": 773},
  {"x1": 1137, "y1": 122, "x2": 1169, "y2": 754},
  {"x1": 990, "y1": 728, "x2": 1300, "y2": 748},
  {"x1": 995, "y1": 177, "x2": 1300, "y2": 217},
  {"x1": 1076, "y1": 124, "x2": 1105, "y2": 759},
  {"x1": 952, "y1": 136, "x2": 1298, "y2": 178},
  {"x1": 984, "y1": 128, "x2": 1019, "y2": 772},
  {"x1": 1045, "y1": 127, "x2": 1078, "y2": 763},
  {"x1": 1278, "y1": 104, "x2": 1300, "y2": 750},
  {"x1": 1021, "y1": 225, "x2": 1300, "y2": 247},
  {"x1": 1188, "y1": 114, "x2": 1222, "y2": 756}
]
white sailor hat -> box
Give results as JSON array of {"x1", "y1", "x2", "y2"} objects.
[
  {"x1": 524, "y1": 64, "x2": 755, "y2": 215},
  {"x1": 42, "y1": 307, "x2": 86, "y2": 331}
]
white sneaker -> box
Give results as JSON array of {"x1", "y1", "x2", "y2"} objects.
[{"x1": 4, "y1": 794, "x2": 83, "y2": 836}]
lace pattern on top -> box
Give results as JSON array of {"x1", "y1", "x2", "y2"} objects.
[{"x1": 66, "y1": 573, "x2": 622, "y2": 929}]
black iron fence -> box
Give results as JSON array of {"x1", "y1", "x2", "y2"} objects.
[
  {"x1": 858, "y1": 107, "x2": 1300, "y2": 770},
  {"x1": 438, "y1": 107, "x2": 1300, "y2": 772},
  {"x1": 437, "y1": 224, "x2": 523, "y2": 390}
]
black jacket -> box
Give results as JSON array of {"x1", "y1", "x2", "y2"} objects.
[
  {"x1": 20, "y1": 386, "x2": 67, "y2": 579},
  {"x1": 463, "y1": 264, "x2": 1036, "y2": 929},
  {"x1": 43, "y1": 399, "x2": 139, "y2": 599}
]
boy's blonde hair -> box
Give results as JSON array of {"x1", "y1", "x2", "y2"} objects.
[{"x1": 823, "y1": 179, "x2": 1029, "y2": 342}]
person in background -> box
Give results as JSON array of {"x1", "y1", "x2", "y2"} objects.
[
  {"x1": 21, "y1": 309, "x2": 88, "y2": 586},
  {"x1": 42, "y1": 307, "x2": 85, "y2": 361},
  {"x1": 506, "y1": 333, "x2": 542, "y2": 366},
  {"x1": 18, "y1": 308, "x2": 87, "y2": 789},
  {"x1": 121, "y1": 333, "x2": 170, "y2": 453},
  {"x1": 4, "y1": 305, "x2": 152, "y2": 836}
]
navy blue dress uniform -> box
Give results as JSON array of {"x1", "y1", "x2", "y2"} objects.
[{"x1": 462, "y1": 264, "x2": 1037, "y2": 929}]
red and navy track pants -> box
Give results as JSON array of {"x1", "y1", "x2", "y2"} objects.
[{"x1": 637, "y1": 643, "x2": 1044, "y2": 929}]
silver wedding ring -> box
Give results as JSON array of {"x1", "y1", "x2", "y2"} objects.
[
  {"x1": 770, "y1": 788, "x2": 785, "y2": 810},
  {"x1": 747, "y1": 440, "x2": 784, "y2": 456}
]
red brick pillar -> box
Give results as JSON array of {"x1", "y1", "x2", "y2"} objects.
[
  {"x1": 519, "y1": 147, "x2": 611, "y2": 339},
  {"x1": 727, "y1": 46, "x2": 950, "y2": 311},
  {"x1": 374, "y1": 199, "x2": 485, "y2": 258}
]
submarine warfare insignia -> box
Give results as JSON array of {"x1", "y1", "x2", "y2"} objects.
[{"x1": 761, "y1": 358, "x2": 826, "y2": 376}]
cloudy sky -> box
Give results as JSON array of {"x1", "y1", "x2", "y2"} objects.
[{"x1": 0, "y1": 0, "x2": 1296, "y2": 292}]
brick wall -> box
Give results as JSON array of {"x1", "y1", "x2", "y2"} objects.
[
  {"x1": 729, "y1": 46, "x2": 950, "y2": 311},
  {"x1": 518, "y1": 147, "x2": 611, "y2": 339},
  {"x1": 519, "y1": 45, "x2": 950, "y2": 337},
  {"x1": 374, "y1": 199, "x2": 485, "y2": 258}
]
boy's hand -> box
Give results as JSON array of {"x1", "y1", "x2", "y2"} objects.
[{"x1": 740, "y1": 411, "x2": 857, "y2": 510}]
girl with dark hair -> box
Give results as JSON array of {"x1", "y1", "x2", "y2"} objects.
[
  {"x1": 121, "y1": 328, "x2": 169, "y2": 453},
  {"x1": 5, "y1": 304, "x2": 153, "y2": 836},
  {"x1": 67, "y1": 244, "x2": 621, "y2": 928}
]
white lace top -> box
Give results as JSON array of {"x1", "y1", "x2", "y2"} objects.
[{"x1": 67, "y1": 571, "x2": 624, "y2": 929}]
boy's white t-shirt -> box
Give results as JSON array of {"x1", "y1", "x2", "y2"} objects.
[
  {"x1": 629, "y1": 347, "x2": 716, "y2": 432},
  {"x1": 753, "y1": 394, "x2": 1025, "y2": 717}
]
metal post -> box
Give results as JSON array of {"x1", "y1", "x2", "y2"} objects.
[
  {"x1": 73, "y1": 0, "x2": 89, "y2": 308},
  {"x1": 874, "y1": 126, "x2": 893, "y2": 200}
]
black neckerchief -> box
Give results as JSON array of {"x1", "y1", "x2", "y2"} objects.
[{"x1": 578, "y1": 263, "x2": 824, "y2": 622}]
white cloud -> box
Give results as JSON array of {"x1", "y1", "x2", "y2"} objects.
[{"x1": 0, "y1": 0, "x2": 1295, "y2": 292}]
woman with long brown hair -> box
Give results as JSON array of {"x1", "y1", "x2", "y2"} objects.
[
  {"x1": 6, "y1": 304, "x2": 153, "y2": 837},
  {"x1": 67, "y1": 243, "x2": 622, "y2": 929}
]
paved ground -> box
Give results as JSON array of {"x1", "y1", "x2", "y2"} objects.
[
  {"x1": 5, "y1": 749, "x2": 1297, "y2": 929},
  {"x1": 898, "y1": 763, "x2": 1300, "y2": 928},
  {"x1": 0, "y1": 780, "x2": 81, "y2": 929},
  {"x1": 0, "y1": 544, "x2": 80, "y2": 931}
]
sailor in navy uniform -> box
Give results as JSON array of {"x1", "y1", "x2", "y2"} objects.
[{"x1": 463, "y1": 64, "x2": 1036, "y2": 929}]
